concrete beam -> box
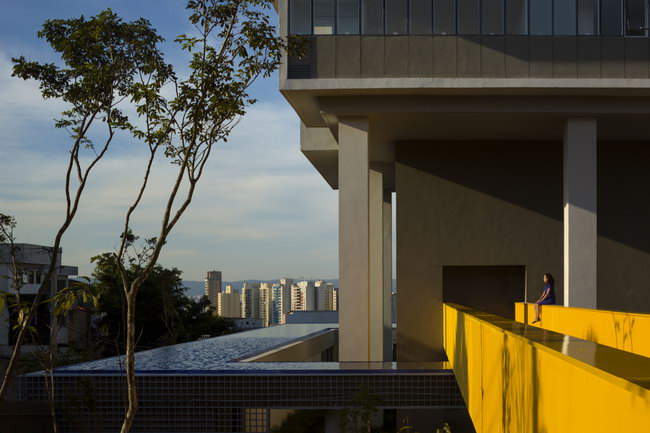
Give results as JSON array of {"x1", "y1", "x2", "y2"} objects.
[{"x1": 563, "y1": 118, "x2": 598, "y2": 309}]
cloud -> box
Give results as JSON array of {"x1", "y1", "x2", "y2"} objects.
[{"x1": 0, "y1": 96, "x2": 339, "y2": 281}]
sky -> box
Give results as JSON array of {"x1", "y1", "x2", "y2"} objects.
[{"x1": 0, "y1": 0, "x2": 339, "y2": 281}]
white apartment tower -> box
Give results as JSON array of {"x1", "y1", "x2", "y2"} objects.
[
  {"x1": 315, "y1": 280, "x2": 335, "y2": 311},
  {"x1": 241, "y1": 282, "x2": 261, "y2": 319}
]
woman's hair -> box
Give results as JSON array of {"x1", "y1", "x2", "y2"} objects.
[{"x1": 544, "y1": 273, "x2": 554, "y2": 284}]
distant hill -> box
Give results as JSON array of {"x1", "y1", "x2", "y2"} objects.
[{"x1": 182, "y1": 278, "x2": 397, "y2": 298}]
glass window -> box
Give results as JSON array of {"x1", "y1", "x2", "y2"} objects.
[
  {"x1": 601, "y1": 0, "x2": 623, "y2": 35},
  {"x1": 314, "y1": 0, "x2": 336, "y2": 34},
  {"x1": 626, "y1": 0, "x2": 647, "y2": 36},
  {"x1": 386, "y1": 0, "x2": 408, "y2": 34},
  {"x1": 577, "y1": 0, "x2": 598, "y2": 35},
  {"x1": 410, "y1": 0, "x2": 433, "y2": 34},
  {"x1": 530, "y1": 0, "x2": 553, "y2": 35},
  {"x1": 482, "y1": 0, "x2": 504, "y2": 34},
  {"x1": 458, "y1": 0, "x2": 480, "y2": 34},
  {"x1": 434, "y1": 0, "x2": 456, "y2": 34},
  {"x1": 290, "y1": 0, "x2": 312, "y2": 35},
  {"x1": 554, "y1": 0, "x2": 577, "y2": 35},
  {"x1": 506, "y1": 0, "x2": 528, "y2": 34},
  {"x1": 362, "y1": 0, "x2": 384, "y2": 34},
  {"x1": 338, "y1": 0, "x2": 360, "y2": 34}
]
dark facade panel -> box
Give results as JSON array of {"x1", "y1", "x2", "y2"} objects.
[
  {"x1": 624, "y1": 38, "x2": 649, "y2": 79},
  {"x1": 408, "y1": 36, "x2": 434, "y2": 77},
  {"x1": 529, "y1": 37, "x2": 554, "y2": 78},
  {"x1": 577, "y1": 37, "x2": 601, "y2": 78},
  {"x1": 456, "y1": 36, "x2": 482, "y2": 77},
  {"x1": 505, "y1": 36, "x2": 530, "y2": 77},
  {"x1": 600, "y1": 37, "x2": 625, "y2": 78},
  {"x1": 315, "y1": 36, "x2": 336, "y2": 78},
  {"x1": 335, "y1": 36, "x2": 361, "y2": 77},
  {"x1": 361, "y1": 36, "x2": 385, "y2": 77},
  {"x1": 432, "y1": 36, "x2": 458, "y2": 77},
  {"x1": 384, "y1": 36, "x2": 410, "y2": 77},
  {"x1": 553, "y1": 37, "x2": 578, "y2": 78},
  {"x1": 481, "y1": 36, "x2": 506, "y2": 78}
]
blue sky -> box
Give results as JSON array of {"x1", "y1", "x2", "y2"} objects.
[{"x1": 0, "y1": 1, "x2": 339, "y2": 281}]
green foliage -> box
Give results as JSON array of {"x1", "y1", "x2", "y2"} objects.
[
  {"x1": 341, "y1": 385, "x2": 383, "y2": 433},
  {"x1": 91, "y1": 253, "x2": 234, "y2": 355},
  {"x1": 11, "y1": 9, "x2": 172, "y2": 143}
]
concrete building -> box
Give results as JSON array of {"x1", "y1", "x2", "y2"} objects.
[
  {"x1": 278, "y1": 0, "x2": 650, "y2": 430},
  {"x1": 242, "y1": 282, "x2": 261, "y2": 319},
  {"x1": 259, "y1": 282, "x2": 273, "y2": 327},
  {"x1": 271, "y1": 282, "x2": 290, "y2": 325},
  {"x1": 204, "y1": 270, "x2": 222, "y2": 309},
  {"x1": 280, "y1": 0, "x2": 650, "y2": 362},
  {"x1": 315, "y1": 280, "x2": 335, "y2": 310},
  {"x1": 0, "y1": 244, "x2": 79, "y2": 349},
  {"x1": 291, "y1": 281, "x2": 316, "y2": 311},
  {"x1": 217, "y1": 285, "x2": 241, "y2": 318}
]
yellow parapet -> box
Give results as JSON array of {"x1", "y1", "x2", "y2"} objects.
[
  {"x1": 444, "y1": 303, "x2": 650, "y2": 433},
  {"x1": 515, "y1": 302, "x2": 650, "y2": 358}
]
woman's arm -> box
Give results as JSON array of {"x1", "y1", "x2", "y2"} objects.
[{"x1": 535, "y1": 288, "x2": 549, "y2": 303}]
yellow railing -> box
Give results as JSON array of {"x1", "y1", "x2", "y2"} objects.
[
  {"x1": 515, "y1": 302, "x2": 650, "y2": 358},
  {"x1": 444, "y1": 303, "x2": 650, "y2": 433}
]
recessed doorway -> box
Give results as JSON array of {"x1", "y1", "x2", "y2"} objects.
[{"x1": 442, "y1": 266, "x2": 526, "y2": 319}]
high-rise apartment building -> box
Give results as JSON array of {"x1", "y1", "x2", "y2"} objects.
[
  {"x1": 259, "y1": 282, "x2": 273, "y2": 327},
  {"x1": 271, "y1": 282, "x2": 291, "y2": 325},
  {"x1": 315, "y1": 280, "x2": 335, "y2": 311},
  {"x1": 217, "y1": 285, "x2": 241, "y2": 318},
  {"x1": 291, "y1": 280, "x2": 316, "y2": 311},
  {"x1": 241, "y1": 282, "x2": 261, "y2": 319},
  {"x1": 204, "y1": 270, "x2": 222, "y2": 309}
]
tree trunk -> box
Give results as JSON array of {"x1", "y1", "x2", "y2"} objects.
[{"x1": 120, "y1": 291, "x2": 138, "y2": 433}]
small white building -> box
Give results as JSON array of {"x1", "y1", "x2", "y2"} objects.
[{"x1": 0, "y1": 244, "x2": 79, "y2": 350}]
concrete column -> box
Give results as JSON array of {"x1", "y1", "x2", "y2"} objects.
[
  {"x1": 563, "y1": 118, "x2": 598, "y2": 308},
  {"x1": 382, "y1": 191, "x2": 393, "y2": 361},
  {"x1": 338, "y1": 117, "x2": 391, "y2": 361}
]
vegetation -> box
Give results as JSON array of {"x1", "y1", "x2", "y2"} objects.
[{"x1": 91, "y1": 252, "x2": 233, "y2": 356}]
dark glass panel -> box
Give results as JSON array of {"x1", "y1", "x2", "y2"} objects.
[
  {"x1": 410, "y1": 0, "x2": 433, "y2": 34},
  {"x1": 290, "y1": 0, "x2": 312, "y2": 35},
  {"x1": 506, "y1": 0, "x2": 528, "y2": 35},
  {"x1": 601, "y1": 0, "x2": 623, "y2": 35},
  {"x1": 362, "y1": 0, "x2": 384, "y2": 34},
  {"x1": 386, "y1": 0, "x2": 408, "y2": 34},
  {"x1": 433, "y1": 0, "x2": 456, "y2": 34},
  {"x1": 338, "y1": 0, "x2": 360, "y2": 34},
  {"x1": 626, "y1": 0, "x2": 647, "y2": 36},
  {"x1": 554, "y1": 0, "x2": 577, "y2": 35},
  {"x1": 530, "y1": 0, "x2": 553, "y2": 35},
  {"x1": 314, "y1": 0, "x2": 335, "y2": 34},
  {"x1": 577, "y1": 0, "x2": 598, "y2": 35},
  {"x1": 458, "y1": 0, "x2": 480, "y2": 34},
  {"x1": 482, "y1": 0, "x2": 504, "y2": 34}
]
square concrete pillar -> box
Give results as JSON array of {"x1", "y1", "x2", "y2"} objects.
[
  {"x1": 563, "y1": 118, "x2": 598, "y2": 308},
  {"x1": 338, "y1": 117, "x2": 392, "y2": 362}
]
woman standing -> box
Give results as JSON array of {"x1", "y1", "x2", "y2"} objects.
[{"x1": 532, "y1": 273, "x2": 555, "y2": 323}]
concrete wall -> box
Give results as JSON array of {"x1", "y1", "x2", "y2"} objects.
[
  {"x1": 396, "y1": 141, "x2": 564, "y2": 361},
  {"x1": 395, "y1": 139, "x2": 650, "y2": 361},
  {"x1": 598, "y1": 141, "x2": 650, "y2": 312},
  {"x1": 288, "y1": 36, "x2": 650, "y2": 79}
]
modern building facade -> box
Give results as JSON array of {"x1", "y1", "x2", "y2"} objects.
[
  {"x1": 205, "y1": 270, "x2": 223, "y2": 309},
  {"x1": 0, "y1": 244, "x2": 79, "y2": 348},
  {"x1": 242, "y1": 282, "x2": 261, "y2": 319},
  {"x1": 279, "y1": 0, "x2": 650, "y2": 365}
]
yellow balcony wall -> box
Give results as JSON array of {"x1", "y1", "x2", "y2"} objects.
[
  {"x1": 515, "y1": 302, "x2": 650, "y2": 358},
  {"x1": 444, "y1": 303, "x2": 650, "y2": 433}
]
